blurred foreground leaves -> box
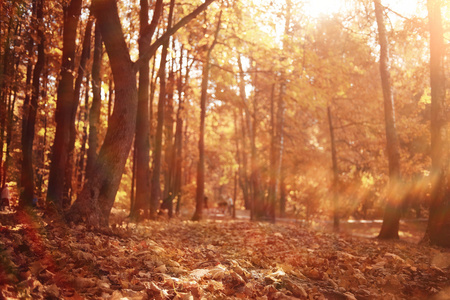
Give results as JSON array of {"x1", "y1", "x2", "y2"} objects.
[{"x1": 0, "y1": 211, "x2": 449, "y2": 299}]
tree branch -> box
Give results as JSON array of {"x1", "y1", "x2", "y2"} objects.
[
  {"x1": 133, "y1": 0, "x2": 217, "y2": 73},
  {"x1": 140, "y1": 0, "x2": 163, "y2": 43}
]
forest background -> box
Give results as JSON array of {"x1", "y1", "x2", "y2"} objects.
[{"x1": 1, "y1": 0, "x2": 450, "y2": 247}]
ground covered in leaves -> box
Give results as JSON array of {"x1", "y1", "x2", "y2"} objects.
[{"x1": 1, "y1": 210, "x2": 450, "y2": 299}]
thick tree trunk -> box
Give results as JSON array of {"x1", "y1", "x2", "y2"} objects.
[
  {"x1": 374, "y1": 0, "x2": 402, "y2": 240},
  {"x1": 192, "y1": 12, "x2": 221, "y2": 221},
  {"x1": 46, "y1": 0, "x2": 82, "y2": 211},
  {"x1": 69, "y1": 0, "x2": 216, "y2": 227},
  {"x1": 424, "y1": 0, "x2": 449, "y2": 247},
  {"x1": 68, "y1": 0, "x2": 138, "y2": 227},
  {"x1": 20, "y1": 0, "x2": 45, "y2": 208}
]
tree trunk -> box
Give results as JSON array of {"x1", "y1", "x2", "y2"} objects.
[
  {"x1": 86, "y1": 22, "x2": 102, "y2": 175},
  {"x1": 246, "y1": 63, "x2": 264, "y2": 221},
  {"x1": 192, "y1": 12, "x2": 221, "y2": 221},
  {"x1": 162, "y1": 69, "x2": 175, "y2": 215},
  {"x1": 374, "y1": 0, "x2": 402, "y2": 239},
  {"x1": 107, "y1": 79, "x2": 113, "y2": 126},
  {"x1": 76, "y1": 78, "x2": 89, "y2": 192},
  {"x1": 68, "y1": 0, "x2": 138, "y2": 227},
  {"x1": 239, "y1": 109, "x2": 251, "y2": 210},
  {"x1": 131, "y1": 0, "x2": 163, "y2": 221},
  {"x1": 150, "y1": 2, "x2": 174, "y2": 220},
  {"x1": 237, "y1": 57, "x2": 252, "y2": 211},
  {"x1": 424, "y1": 0, "x2": 450, "y2": 247},
  {"x1": 279, "y1": 165, "x2": 287, "y2": 218},
  {"x1": 328, "y1": 106, "x2": 339, "y2": 231},
  {"x1": 20, "y1": 0, "x2": 45, "y2": 208},
  {"x1": 46, "y1": 0, "x2": 82, "y2": 211},
  {"x1": 68, "y1": 0, "x2": 216, "y2": 227},
  {"x1": 173, "y1": 48, "x2": 188, "y2": 216},
  {"x1": 0, "y1": 17, "x2": 14, "y2": 187},
  {"x1": 64, "y1": 17, "x2": 93, "y2": 208},
  {"x1": 129, "y1": 145, "x2": 136, "y2": 217}
]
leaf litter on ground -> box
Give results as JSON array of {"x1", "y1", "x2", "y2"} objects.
[{"x1": 1, "y1": 210, "x2": 450, "y2": 299}]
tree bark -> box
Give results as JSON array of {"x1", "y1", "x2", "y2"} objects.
[
  {"x1": 68, "y1": 0, "x2": 216, "y2": 227},
  {"x1": 162, "y1": 68, "x2": 175, "y2": 215},
  {"x1": 173, "y1": 48, "x2": 189, "y2": 216},
  {"x1": 374, "y1": 0, "x2": 402, "y2": 240},
  {"x1": 68, "y1": 0, "x2": 138, "y2": 227},
  {"x1": 268, "y1": 83, "x2": 277, "y2": 222},
  {"x1": 192, "y1": 12, "x2": 222, "y2": 221},
  {"x1": 328, "y1": 106, "x2": 339, "y2": 231},
  {"x1": 20, "y1": 0, "x2": 45, "y2": 208},
  {"x1": 423, "y1": 0, "x2": 449, "y2": 247},
  {"x1": 237, "y1": 57, "x2": 253, "y2": 213},
  {"x1": 46, "y1": 0, "x2": 82, "y2": 211},
  {"x1": 131, "y1": 0, "x2": 163, "y2": 221},
  {"x1": 150, "y1": 0, "x2": 175, "y2": 220},
  {"x1": 76, "y1": 77, "x2": 89, "y2": 192},
  {"x1": 64, "y1": 17, "x2": 94, "y2": 207},
  {"x1": 86, "y1": 22, "x2": 102, "y2": 175}
]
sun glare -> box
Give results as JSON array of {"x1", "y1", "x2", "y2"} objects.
[
  {"x1": 304, "y1": 0, "x2": 422, "y2": 19},
  {"x1": 304, "y1": 0, "x2": 346, "y2": 18}
]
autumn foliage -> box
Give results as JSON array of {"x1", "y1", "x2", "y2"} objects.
[{"x1": 1, "y1": 0, "x2": 450, "y2": 298}]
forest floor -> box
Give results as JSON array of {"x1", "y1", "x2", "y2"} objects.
[{"x1": 1, "y1": 208, "x2": 450, "y2": 299}]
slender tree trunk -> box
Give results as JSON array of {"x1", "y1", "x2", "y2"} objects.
[
  {"x1": 20, "y1": 40, "x2": 33, "y2": 197},
  {"x1": 247, "y1": 64, "x2": 264, "y2": 220},
  {"x1": 107, "y1": 79, "x2": 113, "y2": 126},
  {"x1": 0, "y1": 18, "x2": 14, "y2": 187},
  {"x1": 20, "y1": 0, "x2": 45, "y2": 208},
  {"x1": 130, "y1": 145, "x2": 136, "y2": 216},
  {"x1": 423, "y1": 0, "x2": 449, "y2": 247},
  {"x1": 328, "y1": 106, "x2": 339, "y2": 231},
  {"x1": 374, "y1": 0, "x2": 402, "y2": 239},
  {"x1": 279, "y1": 164, "x2": 287, "y2": 218},
  {"x1": 233, "y1": 171, "x2": 237, "y2": 218},
  {"x1": 132, "y1": 0, "x2": 163, "y2": 221},
  {"x1": 162, "y1": 69, "x2": 175, "y2": 214},
  {"x1": 150, "y1": 1, "x2": 175, "y2": 220},
  {"x1": 237, "y1": 58, "x2": 252, "y2": 211},
  {"x1": 77, "y1": 78, "x2": 89, "y2": 192},
  {"x1": 239, "y1": 110, "x2": 251, "y2": 210},
  {"x1": 64, "y1": 17, "x2": 93, "y2": 208},
  {"x1": 268, "y1": 83, "x2": 277, "y2": 222},
  {"x1": 86, "y1": 22, "x2": 102, "y2": 175},
  {"x1": 192, "y1": 12, "x2": 221, "y2": 221},
  {"x1": 4, "y1": 80, "x2": 17, "y2": 189},
  {"x1": 47, "y1": 0, "x2": 82, "y2": 211},
  {"x1": 233, "y1": 108, "x2": 243, "y2": 211},
  {"x1": 173, "y1": 48, "x2": 189, "y2": 216}
]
